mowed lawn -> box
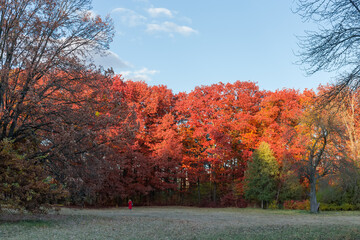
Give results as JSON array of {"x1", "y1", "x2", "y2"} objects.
[{"x1": 1, "y1": 207, "x2": 360, "y2": 240}]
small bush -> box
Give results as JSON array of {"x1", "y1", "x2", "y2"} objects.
[
  {"x1": 283, "y1": 200, "x2": 310, "y2": 210},
  {"x1": 320, "y1": 203, "x2": 357, "y2": 211},
  {"x1": 0, "y1": 139, "x2": 68, "y2": 213},
  {"x1": 268, "y1": 200, "x2": 279, "y2": 209},
  {"x1": 320, "y1": 203, "x2": 338, "y2": 211}
]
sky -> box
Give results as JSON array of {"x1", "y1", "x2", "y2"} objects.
[{"x1": 90, "y1": 0, "x2": 336, "y2": 93}]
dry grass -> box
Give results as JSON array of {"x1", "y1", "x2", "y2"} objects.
[{"x1": 1, "y1": 207, "x2": 360, "y2": 239}]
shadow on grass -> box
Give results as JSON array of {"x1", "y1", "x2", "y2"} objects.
[
  {"x1": 0, "y1": 213, "x2": 65, "y2": 225},
  {"x1": 0, "y1": 219, "x2": 54, "y2": 228}
]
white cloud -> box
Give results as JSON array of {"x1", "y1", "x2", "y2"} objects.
[
  {"x1": 92, "y1": 50, "x2": 132, "y2": 70},
  {"x1": 180, "y1": 16, "x2": 193, "y2": 25},
  {"x1": 112, "y1": 8, "x2": 147, "y2": 27},
  {"x1": 111, "y1": 7, "x2": 198, "y2": 37},
  {"x1": 121, "y1": 68, "x2": 159, "y2": 82},
  {"x1": 146, "y1": 21, "x2": 198, "y2": 36},
  {"x1": 89, "y1": 51, "x2": 158, "y2": 81},
  {"x1": 147, "y1": 8, "x2": 173, "y2": 18}
]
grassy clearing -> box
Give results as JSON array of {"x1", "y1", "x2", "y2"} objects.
[{"x1": 1, "y1": 207, "x2": 360, "y2": 239}]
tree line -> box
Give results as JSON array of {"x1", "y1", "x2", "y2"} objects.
[
  {"x1": 1, "y1": 0, "x2": 360, "y2": 214},
  {"x1": 2, "y1": 71, "x2": 360, "y2": 213}
]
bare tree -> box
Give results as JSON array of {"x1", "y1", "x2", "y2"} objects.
[{"x1": 295, "y1": 0, "x2": 360, "y2": 94}]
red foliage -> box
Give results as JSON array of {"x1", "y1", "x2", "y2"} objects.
[
  {"x1": 283, "y1": 200, "x2": 310, "y2": 210},
  {"x1": 175, "y1": 81, "x2": 263, "y2": 204},
  {"x1": 255, "y1": 89, "x2": 305, "y2": 164},
  {"x1": 49, "y1": 75, "x2": 345, "y2": 208}
]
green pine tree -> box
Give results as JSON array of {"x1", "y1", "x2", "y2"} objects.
[{"x1": 244, "y1": 142, "x2": 279, "y2": 208}]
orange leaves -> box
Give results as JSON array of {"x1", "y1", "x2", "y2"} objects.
[
  {"x1": 175, "y1": 81, "x2": 264, "y2": 191},
  {"x1": 255, "y1": 89, "x2": 307, "y2": 164},
  {"x1": 91, "y1": 74, "x2": 355, "y2": 206}
]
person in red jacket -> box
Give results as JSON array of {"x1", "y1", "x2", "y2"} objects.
[{"x1": 128, "y1": 199, "x2": 133, "y2": 210}]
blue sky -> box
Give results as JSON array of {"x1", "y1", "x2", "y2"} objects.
[{"x1": 90, "y1": 0, "x2": 336, "y2": 93}]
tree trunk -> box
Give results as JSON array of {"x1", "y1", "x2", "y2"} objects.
[
  {"x1": 180, "y1": 178, "x2": 184, "y2": 205},
  {"x1": 310, "y1": 179, "x2": 320, "y2": 213},
  {"x1": 197, "y1": 178, "x2": 201, "y2": 205},
  {"x1": 213, "y1": 181, "x2": 217, "y2": 205},
  {"x1": 261, "y1": 200, "x2": 264, "y2": 209}
]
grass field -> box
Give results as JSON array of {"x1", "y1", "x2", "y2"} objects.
[{"x1": 1, "y1": 207, "x2": 360, "y2": 239}]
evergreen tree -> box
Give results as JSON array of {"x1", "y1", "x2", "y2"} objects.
[{"x1": 244, "y1": 142, "x2": 279, "y2": 208}]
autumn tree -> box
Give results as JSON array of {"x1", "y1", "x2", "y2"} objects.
[
  {"x1": 0, "y1": 0, "x2": 116, "y2": 207},
  {"x1": 297, "y1": 99, "x2": 346, "y2": 213},
  {"x1": 244, "y1": 142, "x2": 279, "y2": 209},
  {"x1": 256, "y1": 89, "x2": 304, "y2": 162},
  {"x1": 295, "y1": 0, "x2": 360, "y2": 93},
  {"x1": 176, "y1": 81, "x2": 262, "y2": 206},
  {"x1": 106, "y1": 79, "x2": 183, "y2": 205},
  {"x1": 0, "y1": 0, "x2": 113, "y2": 142},
  {"x1": 338, "y1": 89, "x2": 360, "y2": 162}
]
